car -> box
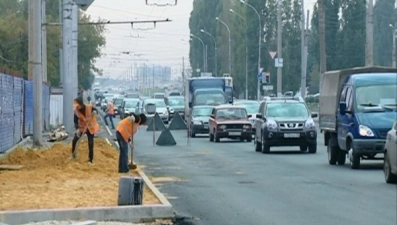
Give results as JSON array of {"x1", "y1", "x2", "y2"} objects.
[
  {"x1": 119, "y1": 98, "x2": 140, "y2": 119},
  {"x1": 384, "y1": 120, "x2": 397, "y2": 184},
  {"x1": 254, "y1": 96, "x2": 318, "y2": 154},
  {"x1": 208, "y1": 105, "x2": 252, "y2": 142},
  {"x1": 190, "y1": 105, "x2": 214, "y2": 137},
  {"x1": 168, "y1": 91, "x2": 181, "y2": 96},
  {"x1": 142, "y1": 98, "x2": 169, "y2": 124},
  {"x1": 113, "y1": 98, "x2": 124, "y2": 115},
  {"x1": 165, "y1": 96, "x2": 185, "y2": 119},
  {"x1": 125, "y1": 92, "x2": 140, "y2": 99},
  {"x1": 153, "y1": 93, "x2": 165, "y2": 99},
  {"x1": 234, "y1": 100, "x2": 260, "y2": 134}
]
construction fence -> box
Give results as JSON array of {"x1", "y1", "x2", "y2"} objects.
[{"x1": 0, "y1": 72, "x2": 50, "y2": 153}]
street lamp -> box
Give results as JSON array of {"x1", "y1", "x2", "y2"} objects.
[
  {"x1": 190, "y1": 34, "x2": 206, "y2": 72},
  {"x1": 389, "y1": 23, "x2": 396, "y2": 67},
  {"x1": 230, "y1": 9, "x2": 248, "y2": 100},
  {"x1": 200, "y1": 29, "x2": 218, "y2": 76},
  {"x1": 216, "y1": 17, "x2": 232, "y2": 75},
  {"x1": 240, "y1": 0, "x2": 262, "y2": 100}
]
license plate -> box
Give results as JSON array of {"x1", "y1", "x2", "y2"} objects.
[
  {"x1": 204, "y1": 125, "x2": 208, "y2": 129},
  {"x1": 229, "y1": 132, "x2": 241, "y2": 136},
  {"x1": 284, "y1": 133, "x2": 300, "y2": 138}
]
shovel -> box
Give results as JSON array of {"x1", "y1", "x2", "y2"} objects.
[{"x1": 128, "y1": 136, "x2": 138, "y2": 170}]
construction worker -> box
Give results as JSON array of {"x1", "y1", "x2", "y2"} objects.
[
  {"x1": 104, "y1": 100, "x2": 115, "y2": 129},
  {"x1": 72, "y1": 97, "x2": 100, "y2": 164},
  {"x1": 116, "y1": 113, "x2": 147, "y2": 173}
]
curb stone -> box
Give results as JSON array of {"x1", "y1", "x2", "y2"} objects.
[{"x1": 0, "y1": 171, "x2": 173, "y2": 225}]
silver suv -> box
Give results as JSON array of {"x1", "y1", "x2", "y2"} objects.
[{"x1": 254, "y1": 97, "x2": 318, "y2": 154}]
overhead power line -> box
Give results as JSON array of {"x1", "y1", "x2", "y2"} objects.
[{"x1": 44, "y1": 19, "x2": 172, "y2": 26}]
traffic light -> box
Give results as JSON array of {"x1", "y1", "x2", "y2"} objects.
[{"x1": 265, "y1": 73, "x2": 270, "y2": 84}]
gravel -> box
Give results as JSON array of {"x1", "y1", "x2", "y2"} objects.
[{"x1": 21, "y1": 220, "x2": 174, "y2": 225}]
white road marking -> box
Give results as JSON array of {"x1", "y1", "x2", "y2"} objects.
[
  {"x1": 105, "y1": 138, "x2": 111, "y2": 146},
  {"x1": 105, "y1": 125, "x2": 113, "y2": 136},
  {"x1": 114, "y1": 141, "x2": 120, "y2": 148}
]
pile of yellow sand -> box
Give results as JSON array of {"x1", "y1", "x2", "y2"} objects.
[{"x1": 0, "y1": 139, "x2": 159, "y2": 210}]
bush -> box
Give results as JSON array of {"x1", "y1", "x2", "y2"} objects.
[{"x1": 305, "y1": 96, "x2": 319, "y2": 103}]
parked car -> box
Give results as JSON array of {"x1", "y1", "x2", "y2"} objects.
[
  {"x1": 254, "y1": 96, "x2": 317, "y2": 154},
  {"x1": 119, "y1": 98, "x2": 140, "y2": 119},
  {"x1": 142, "y1": 98, "x2": 169, "y2": 124},
  {"x1": 190, "y1": 105, "x2": 213, "y2": 137},
  {"x1": 209, "y1": 105, "x2": 252, "y2": 142},
  {"x1": 384, "y1": 120, "x2": 397, "y2": 184}
]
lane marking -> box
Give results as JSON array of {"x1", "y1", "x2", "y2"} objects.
[
  {"x1": 105, "y1": 125, "x2": 113, "y2": 136},
  {"x1": 114, "y1": 141, "x2": 120, "y2": 148},
  {"x1": 105, "y1": 138, "x2": 111, "y2": 146}
]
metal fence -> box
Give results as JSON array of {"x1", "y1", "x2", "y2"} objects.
[{"x1": 0, "y1": 73, "x2": 50, "y2": 153}]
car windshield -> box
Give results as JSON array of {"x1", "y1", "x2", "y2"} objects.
[
  {"x1": 145, "y1": 100, "x2": 166, "y2": 107},
  {"x1": 195, "y1": 93, "x2": 225, "y2": 106},
  {"x1": 114, "y1": 99, "x2": 123, "y2": 105},
  {"x1": 216, "y1": 108, "x2": 247, "y2": 119},
  {"x1": 154, "y1": 94, "x2": 165, "y2": 99},
  {"x1": 355, "y1": 84, "x2": 397, "y2": 111},
  {"x1": 192, "y1": 107, "x2": 213, "y2": 117},
  {"x1": 168, "y1": 98, "x2": 184, "y2": 106},
  {"x1": 266, "y1": 103, "x2": 309, "y2": 118},
  {"x1": 126, "y1": 93, "x2": 139, "y2": 98},
  {"x1": 125, "y1": 100, "x2": 139, "y2": 108},
  {"x1": 235, "y1": 102, "x2": 260, "y2": 114}
]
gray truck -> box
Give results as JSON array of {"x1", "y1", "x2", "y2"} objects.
[{"x1": 319, "y1": 67, "x2": 397, "y2": 169}]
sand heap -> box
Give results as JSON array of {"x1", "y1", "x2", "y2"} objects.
[{"x1": 0, "y1": 139, "x2": 159, "y2": 210}]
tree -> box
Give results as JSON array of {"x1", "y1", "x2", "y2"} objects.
[{"x1": 0, "y1": 0, "x2": 106, "y2": 89}]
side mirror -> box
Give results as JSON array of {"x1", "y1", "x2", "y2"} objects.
[
  {"x1": 189, "y1": 102, "x2": 192, "y2": 108},
  {"x1": 256, "y1": 113, "x2": 262, "y2": 119},
  {"x1": 311, "y1": 112, "x2": 318, "y2": 118},
  {"x1": 210, "y1": 114, "x2": 215, "y2": 119},
  {"x1": 339, "y1": 102, "x2": 347, "y2": 115},
  {"x1": 247, "y1": 114, "x2": 252, "y2": 118}
]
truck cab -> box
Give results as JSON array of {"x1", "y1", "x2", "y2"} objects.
[{"x1": 320, "y1": 67, "x2": 397, "y2": 169}]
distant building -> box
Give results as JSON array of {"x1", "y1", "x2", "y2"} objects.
[{"x1": 135, "y1": 64, "x2": 171, "y2": 88}]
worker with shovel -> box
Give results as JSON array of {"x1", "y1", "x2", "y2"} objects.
[
  {"x1": 71, "y1": 98, "x2": 100, "y2": 164},
  {"x1": 116, "y1": 113, "x2": 147, "y2": 173}
]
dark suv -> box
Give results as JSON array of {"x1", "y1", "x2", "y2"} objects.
[{"x1": 254, "y1": 97, "x2": 318, "y2": 154}]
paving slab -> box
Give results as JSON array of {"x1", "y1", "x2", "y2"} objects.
[{"x1": 0, "y1": 170, "x2": 173, "y2": 225}]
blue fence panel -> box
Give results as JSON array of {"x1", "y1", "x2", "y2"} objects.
[
  {"x1": 43, "y1": 84, "x2": 50, "y2": 130},
  {"x1": 0, "y1": 73, "x2": 16, "y2": 153},
  {"x1": 24, "y1": 81, "x2": 34, "y2": 135},
  {"x1": 13, "y1": 77, "x2": 24, "y2": 145}
]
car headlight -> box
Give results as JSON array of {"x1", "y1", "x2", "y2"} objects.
[
  {"x1": 193, "y1": 120, "x2": 202, "y2": 125},
  {"x1": 305, "y1": 118, "x2": 315, "y2": 129},
  {"x1": 359, "y1": 125, "x2": 374, "y2": 137},
  {"x1": 266, "y1": 120, "x2": 278, "y2": 129},
  {"x1": 243, "y1": 124, "x2": 251, "y2": 129},
  {"x1": 218, "y1": 125, "x2": 226, "y2": 130}
]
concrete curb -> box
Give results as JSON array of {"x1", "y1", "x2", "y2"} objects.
[
  {"x1": 0, "y1": 137, "x2": 31, "y2": 159},
  {"x1": 0, "y1": 170, "x2": 174, "y2": 225}
]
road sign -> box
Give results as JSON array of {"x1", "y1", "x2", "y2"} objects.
[
  {"x1": 74, "y1": 0, "x2": 95, "y2": 11},
  {"x1": 275, "y1": 58, "x2": 283, "y2": 68},
  {"x1": 263, "y1": 85, "x2": 274, "y2": 91},
  {"x1": 269, "y1": 51, "x2": 277, "y2": 59}
]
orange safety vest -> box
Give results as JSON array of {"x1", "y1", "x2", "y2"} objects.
[
  {"x1": 74, "y1": 104, "x2": 100, "y2": 134},
  {"x1": 116, "y1": 117, "x2": 139, "y2": 142},
  {"x1": 108, "y1": 102, "x2": 115, "y2": 115}
]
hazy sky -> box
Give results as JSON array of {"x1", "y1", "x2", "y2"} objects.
[{"x1": 85, "y1": 0, "x2": 317, "y2": 78}]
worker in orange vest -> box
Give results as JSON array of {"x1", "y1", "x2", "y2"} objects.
[
  {"x1": 72, "y1": 98, "x2": 100, "y2": 164},
  {"x1": 104, "y1": 100, "x2": 115, "y2": 129},
  {"x1": 116, "y1": 113, "x2": 147, "y2": 173}
]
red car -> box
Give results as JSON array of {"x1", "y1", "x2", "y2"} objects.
[{"x1": 209, "y1": 105, "x2": 252, "y2": 142}]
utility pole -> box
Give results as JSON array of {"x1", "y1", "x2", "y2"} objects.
[
  {"x1": 28, "y1": 1, "x2": 33, "y2": 80},
  {"x1": 318, "y1": 0, "x2": 326, "y2": 93},
  {"x1": 365, "y1": 0, "x2": 374, "y2": 66},
  {"x1": 71, "y1": 3, "x2": 78, "y2": 98},
  {"x1": 62, "y1": 0, "x2": 73, "y2": 133},
  {"x1": 276, "y1": 0, "x2": 283, "y2": 97},
  {"x1": 300, "y1": 0, "x2": 305, "y2": 97},
  {"x1": 392, "y1": 28, "x2": 396, "y2": 68},
  {"x1": 59, "y1": 0, "x2": 63, "y2": 86},
  {"x1": 41, "y1": 0, "x2": 47, "y2": 82},
  {"x1": 300, "y1": 8, "x2": 310, "y2": 98},
  {"x1": 29, "y1": 0, "x2": 43, "y2": 146}
]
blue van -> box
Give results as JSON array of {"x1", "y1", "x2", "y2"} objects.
[{"x1": 319, "y1": 67, "x2": 397, "y2": 169}]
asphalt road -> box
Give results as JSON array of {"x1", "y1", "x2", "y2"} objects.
[{"x1": 101, "y1": 114, "x2": 397, "y2": 225}]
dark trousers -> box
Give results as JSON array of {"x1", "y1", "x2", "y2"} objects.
[
  {"x1": 116, "y1": 131, "x2": 129, "y2": 173},
  {"x1": 104, "y1": 114, "x2": 115, "y2": 129},
  {"x1": 72, "y1": 131, "x2": 94, "y2": 162}
]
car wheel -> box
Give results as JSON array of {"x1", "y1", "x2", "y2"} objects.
[
  {"x1": 348, "y1": 148, "x2": 361, "y2": 169},
  {"x1": 209, "y1": 132, "x2": 214, "y2": 142},
  {"x1": 308, "y1": 144, "x2": 317, "y2": 154},
  {"x1": 337, "y1": 150, "x2": 346, "y2": 165},
  {"x1": 246, "y1": 136, "x2": 252, "y2": 142},
  {"x1": 384, "y1": 151, "x2": 397, "y2": 184},
  {"x1": 214, "y1": 131, "x2": 220, "y2": 142},
  {"x1": 300, "y1": 145, "x2": 308, "y2": 152},
  {"x1": 327, "y1": 138, "x2": 338, "y2": 165},
  {"x1": 191, "y1": 131, "x2": 196, "y2": 138},
  {"x1": 261, "y1": 136, "x2": 270, "y2": 154},
  {"x1": 239, "y1": 137, "x2": 245, "y2": 142}
]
